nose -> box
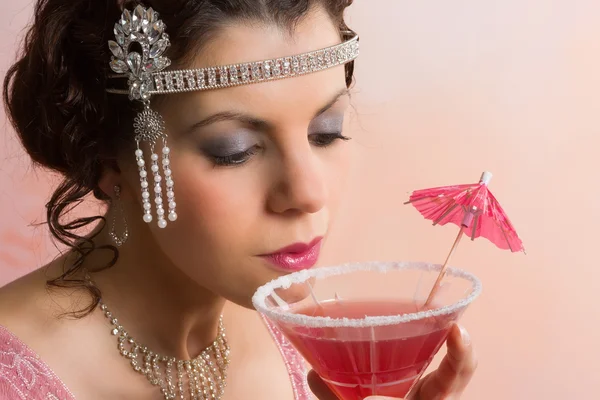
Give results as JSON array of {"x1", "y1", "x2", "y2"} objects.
[{"x1": 267, "y1": 146, "x2": 328, "y2": 215}]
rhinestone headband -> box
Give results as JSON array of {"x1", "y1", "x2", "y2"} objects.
[
  {"x1": 107, "y1": 6, "x2": 360, "y2": 100},
  {"x1": 106, "y1": 5, "x2": 359, "y2": 230}
]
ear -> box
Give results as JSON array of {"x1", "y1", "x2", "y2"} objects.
[{"x1": 97, "y1": 161, "x2": 123, "y2": 200}]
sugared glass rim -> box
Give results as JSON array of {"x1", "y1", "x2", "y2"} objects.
[{"x1": 252, "y1": 261, "x2": 482, "y2": 328}]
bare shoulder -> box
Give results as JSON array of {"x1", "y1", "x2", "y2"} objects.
[
  {"x1": 0, "y1": 263, "x2": 49, "y2": 332},
  {"x1": 0, "y1": 256, "x2": 88, "y2": 343},
  {"x1": 0, "y1": 258, "x2": 123, "y2": 399}
]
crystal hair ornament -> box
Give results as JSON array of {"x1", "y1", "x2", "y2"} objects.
[
  {"x1": 108, "y1": 5, "x2": 359, "y2": 228},
  {"x1": 107, "y1": 19, "x2": 360, "y2": 95},
  {"x1": 108, "y1": 5, "x2": 176, "y2": 228}
]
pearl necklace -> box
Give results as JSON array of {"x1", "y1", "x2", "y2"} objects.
[{"x1": 98, "y1": 300, "x2": 230, "y2": 400}]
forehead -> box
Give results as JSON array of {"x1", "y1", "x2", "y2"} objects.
[
  {"x1": 199, "y1": 7, "x2": 341, "y2": 68},
  {"x1": 160, "y1": 8, "x2": 348, "y2": 128}
]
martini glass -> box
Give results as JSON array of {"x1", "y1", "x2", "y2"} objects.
[{"x1": 252, "y1": 261, "x2": 481, "y2": 400}]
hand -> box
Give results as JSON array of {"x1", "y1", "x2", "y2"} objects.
[{"x1": 308, "y1": 323, "x2": 477, "y2": 400}]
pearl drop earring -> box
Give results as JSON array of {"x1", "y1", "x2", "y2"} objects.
[
  {"x1": 162, "y1": 145, "x2": 177, "y2": 222},
  {"x1": 132, "y1": 104, "x2": 177, "y2": 228}
]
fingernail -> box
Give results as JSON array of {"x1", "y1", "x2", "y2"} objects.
[{"x1": 458, "y1": 324, "x2": 471, "y2": 346}]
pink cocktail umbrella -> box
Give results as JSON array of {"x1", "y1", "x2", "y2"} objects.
[{"x1": 405, "y1": 171, "x2": 524, "y2": 305}]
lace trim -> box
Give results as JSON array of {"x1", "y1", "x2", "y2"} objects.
[
  {"x1": 0, "y1": 325, "x2": 75, "y2": 399},
  {"x1": 1, "y1": 320, "x2": 312, "y2": 400}
]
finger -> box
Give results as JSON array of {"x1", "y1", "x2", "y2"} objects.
[
  {"x1": 439, "y1": 324, "x2": 478, "y2": 393},
  {"x1": 307, "y1": 370, "x2": 338, "y2": 400},
  {"x1": 410, "y1": 323, "x2": 477, "y2": 399}
]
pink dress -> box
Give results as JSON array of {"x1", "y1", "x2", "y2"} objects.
[{"x1": 0, "y1": 319, "x2": 312, "y2": 400}]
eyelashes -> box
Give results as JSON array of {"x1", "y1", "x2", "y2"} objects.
[
  {"x1": 208, "y1": 133, "x2": 350, "y2": 167},
  {"x1": 309, "y1": 132, "x2": 350, "y2": 147},
  {"x1": 210, "y1": 146, "x2": 260, "y2": 166}
]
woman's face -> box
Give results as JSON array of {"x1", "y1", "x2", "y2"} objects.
[{"x1": 123, "y1": 9, "x2": 353, "y2": 308}]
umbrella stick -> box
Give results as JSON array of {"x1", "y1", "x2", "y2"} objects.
[{"x1": 424, "y1": 226, "x2": 464, "y2": 307}]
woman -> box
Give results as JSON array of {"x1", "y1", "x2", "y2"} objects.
[{"x1": 0, "y1": 0, "x2": 477, "y2": 399}]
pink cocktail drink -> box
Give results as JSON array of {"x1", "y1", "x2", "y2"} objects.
[
  {"x1": 253, "y1": 262, "x2": 481, "y2": 400},
  {"x1": 283, "y1": 300, "x2": 455, "y2": 399}
]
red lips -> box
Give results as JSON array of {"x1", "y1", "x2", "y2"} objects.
[{"x1": 260, "y1": 237, "x2": 323, "y2": 272}]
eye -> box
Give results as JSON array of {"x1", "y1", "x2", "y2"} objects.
[
  {"x1": 309, "y1": 133, "x2": 351, "y2": 147},
  {"x1": 210, "y1": 146, "x2": 260, "y2": 167}
]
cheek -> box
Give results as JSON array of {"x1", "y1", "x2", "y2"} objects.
[
  {"x1": 145, "y1": 138, "x2": 353, "y2": 263},
  {"x1": 172, "y1": 159, "x2": 262, "y2": 248},
  {"x1": 323, "y1": 143, "x2": 354, "y2": 215}
]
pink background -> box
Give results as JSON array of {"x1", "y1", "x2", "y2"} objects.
[{"x1": 1, "y1": 1, "x2": 598, "y2": 399}]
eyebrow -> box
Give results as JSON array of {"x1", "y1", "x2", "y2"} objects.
[{"x1": 185, "y1": 88, "x2": 349, "y2": 134}]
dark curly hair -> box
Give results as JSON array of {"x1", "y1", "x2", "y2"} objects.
[{"x1": 3, "y1": 0, "x2": 356, "y2": 317}]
